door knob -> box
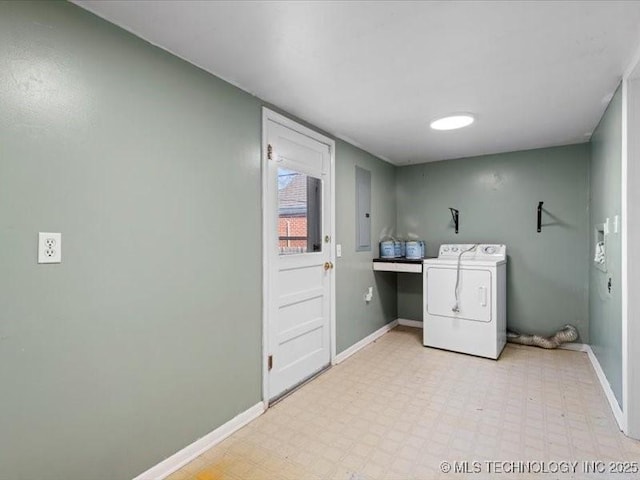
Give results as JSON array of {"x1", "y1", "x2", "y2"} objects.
[{"x1": 324, "y1": 262, "x2": 331, "y2": 271}]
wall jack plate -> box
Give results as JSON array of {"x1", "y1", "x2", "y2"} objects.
[{"x1": 38, "y1": 232, "x2": 61, "y2": 264}]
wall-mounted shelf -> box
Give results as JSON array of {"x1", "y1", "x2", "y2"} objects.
[{"x1": 373, "y1": 258, "x2": 423, "y2": 273}]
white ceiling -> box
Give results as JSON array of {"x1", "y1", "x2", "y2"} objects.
[{"x1": 74, "y1": 0, "x2": 640, "y2": 165}]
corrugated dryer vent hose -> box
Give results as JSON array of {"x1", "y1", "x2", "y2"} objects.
[{"x1": 507, "y1": 324, "x2": 578, "y2": 349}]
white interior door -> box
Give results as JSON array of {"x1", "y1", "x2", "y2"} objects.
[{"x1": 264, "y1": 113, "x2": 334, "y2": 402}]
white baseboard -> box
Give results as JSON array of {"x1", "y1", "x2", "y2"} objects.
[
  {"x1": 132, "y1": 401, "x2": 266, "y2": 480},
  {"x1": 334, "y1": 320, "x2": 398, "y2": 364},
  {"x1": 558, "y1": 342, "x2": 590, "y2": 352},
  {"x1": 397, "y1": 318, "x2": 423, "y2": 329},
  {"x1": 584, "y1": 345, "x2": 624, "y2": 430}
]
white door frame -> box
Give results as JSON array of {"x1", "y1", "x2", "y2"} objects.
[
  {"x1": 261, "y1": 107, "x2": 336, "y2": 406},
  {"x1": 622, "y1": 47, "x2": 640, "y2": 439}
]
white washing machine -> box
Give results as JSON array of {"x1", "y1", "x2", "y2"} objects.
[{"x1": 423, "y1": 244, "x2": 507, "y2": 359}]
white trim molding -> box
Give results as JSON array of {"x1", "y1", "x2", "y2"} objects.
[
  {"x1": 334, "y1": 320, "x2": 398, "y2": 364},
  {"x1": 622, "y1": 43, "x2": 640, "y2": 440},
  {"x1": 132, "y1": 402, "x2": 265, "y2": 480},
  {"x1": 397, "y1": 318, "x2": 423, "y2": 329},
  {"x1": 622, "y1": 74, "x2": 630, "y2": 438},
  {"x1": 585, "y1": 346, "x2": 624, "y2": 430},
  {"x1": 557, "y1": 342, "x2": 590, "y2": 353}
]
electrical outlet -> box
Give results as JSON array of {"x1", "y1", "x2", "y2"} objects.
[
  {"x1": 364, "y1": 286, "x2": 373, "y2": 303},
  {"x1": 38, "y1": 232, "x2": 61, "y2": 264},
  {"x1": 336, "y1": 244, "x2": 342, "y2": 257}
]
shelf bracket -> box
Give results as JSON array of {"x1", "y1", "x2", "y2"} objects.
[
  {"x1": 449, "y1": 208, "x2": 459, "y2": 234},
  {"x1": 537, "y1": 201, "x2": 544, "y2": 233}
]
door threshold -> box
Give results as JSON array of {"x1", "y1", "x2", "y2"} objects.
[{"x1": 268, "y1": 364, "x2": 331, "y2": 407}]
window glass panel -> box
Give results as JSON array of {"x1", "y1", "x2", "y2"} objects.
[{"x1": 278, "y1": 168, "x2": 322, "y2": 255}]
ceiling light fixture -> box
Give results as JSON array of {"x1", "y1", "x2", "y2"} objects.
[{"x1": 430, "y1": 114, "x2": 475, "y2": 131}]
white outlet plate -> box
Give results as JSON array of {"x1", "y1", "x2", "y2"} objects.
[
  {"x1": 336, "y1": 244, "x2": 342, "y2": 257},
  {"x1": 364, "y1": 286, "x2": 373, "y2": 302},
  {"x1": 38, "y1": 232, "x2": 61, "y2": 264}
]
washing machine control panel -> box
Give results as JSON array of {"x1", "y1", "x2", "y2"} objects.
[{"x1": 438, "y1": 244, "x2": 506, "y2": 260}]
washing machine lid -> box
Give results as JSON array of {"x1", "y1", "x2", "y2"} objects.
[
  {"x1": 423, "y1": 258, "x2": 506, "y2": 267},
  {"x1": 436, "y1": 244, "x2": 506, "y2": 262},
  {"x1": 422, "y1": 244, "x2": 506, "y2": 266}
]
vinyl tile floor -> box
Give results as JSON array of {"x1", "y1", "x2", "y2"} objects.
[{"x1": 166, "y1": 326, "x2": 640, "y2": 480}]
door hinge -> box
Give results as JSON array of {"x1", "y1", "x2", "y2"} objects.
[
  {"x1": 267, "y1": 144, "x2": 273, "y2": 161},
  {"x1": 268, "y1": 354, "x2": 273, "y2": 371}
]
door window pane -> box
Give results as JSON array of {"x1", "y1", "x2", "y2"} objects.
[{"x1": 278, "y1": 168, "x2": 322, "y2": 255}]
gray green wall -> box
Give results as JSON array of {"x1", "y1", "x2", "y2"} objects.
[
  {"x1": 396, "y1": 144, "x2": 591, "y2": 341},
  {"x1": 0, "y1": 2, "x2": 395, "y2": 479},
  {"x1": 589, "y1": 86, "x2": 623, "y2": 407},
  {"x1": 0, "y1": 2, "x2": 262, "y2": 479},
  {"x1": 335, "y1": 142, "x2": 397, "y2": 353},
  {"x1": 1, "y1": 1, "x2": 625, "y2": 477}
]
